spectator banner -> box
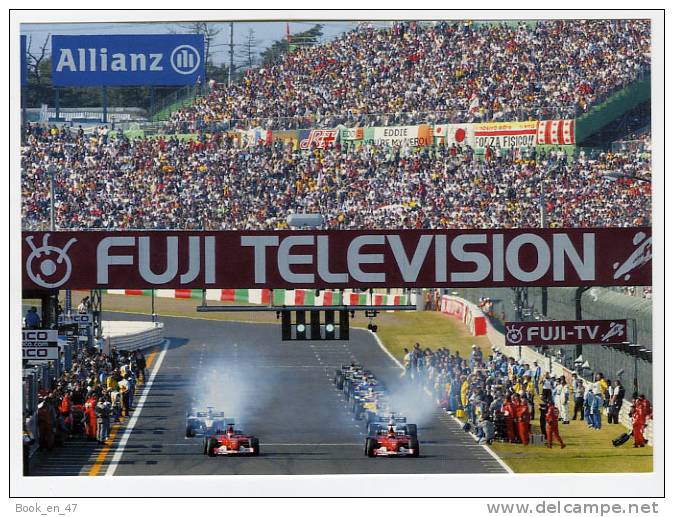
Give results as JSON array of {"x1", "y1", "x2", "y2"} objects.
[
  {"x1": 299, "y1": 129, "x2": 339, "y2": 149},
  {"x1": 51, "y1": 34, "x2": 205, "y2": 86},
  {"x1": 22, "y1": 330, "x2": 59, "y2": 361},
  {"x1": 433, "y1": 124, "x2": 473, "y2": 146},
  {"x1": 371, "y1": 125, "x2": 433, "y2": 147},
  {"x1": 537, "y1": 120, "x2": 575, "y2": 145},
  {"x1": 242, "y1": 127, "x2": 272, "y2": 147},
  {"x1": 339, "y1": 127, "x2": 365, "y2": 142},
  {"x1": 22, "y1": 228, "x2": 651, "y2": 290},
  {"x1": 504, "y1": 319, "x2": 629, "y2": 346},
  {"x1": 472, "y1": 121, "x2": 538, "y2": 149},
  {"x1": 270, "y1": 130, "x2": 299, "y2": 149}
]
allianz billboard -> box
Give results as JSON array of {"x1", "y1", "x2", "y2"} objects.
[{"x1": 51, "y1": 34, "x2": 205, "y2": 86}]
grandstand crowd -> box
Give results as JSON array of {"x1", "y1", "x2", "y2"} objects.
[
  {"x1": 21, "y1": 19, "x2": 651, "y2": 232},
  {"x1": 21, "y1": 124, "x2": 651, "y2": 231},
  {"x1": 165, "y1": 19, "x2": 650, "y2": 132}
]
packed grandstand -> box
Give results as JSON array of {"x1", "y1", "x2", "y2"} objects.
[{"x1": 20, "y1": 20, "x2": 651, "y2": 232}]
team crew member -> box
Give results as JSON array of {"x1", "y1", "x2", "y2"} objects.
[
  {"x1": 631, "y1": 394, "x2": 652, "y2": 447},
  {"x1": 501, "y1": 394, "x2": 516, "y2": 443},
  {"x1": 513, "y1": 394, "x2": 530, "y2": 446},
  {"x1": 545, "y1": 402, "x2": 566, "y2": 449}
]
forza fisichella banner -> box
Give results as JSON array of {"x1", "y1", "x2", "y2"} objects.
[
  {"x1": 22, "y1": 228, "x2": 651, "y2": 291},
  {"x1": 504, "y1": 319, "x2": 629, "y2": 346}
]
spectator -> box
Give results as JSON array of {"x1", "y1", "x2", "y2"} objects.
[{"x1": 608, "y1": 379, "x2": 625, "y2": 424}]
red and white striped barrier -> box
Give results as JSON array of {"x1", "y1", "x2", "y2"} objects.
[{"x1": 440, "y1": 295, "x2": 487, "y2": 336}]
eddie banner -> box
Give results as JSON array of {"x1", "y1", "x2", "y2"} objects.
[{"x1": 22, "y1": 228, "x2": 651, "y2": 291}]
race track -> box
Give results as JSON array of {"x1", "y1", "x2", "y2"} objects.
[{"x1": 33, "y1": 312, "x2": 507, "y2": 476}]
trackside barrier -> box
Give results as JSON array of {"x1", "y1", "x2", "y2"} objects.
[
  {"x1": 440, "y1": 295, "x2": 487, "y2": 336},
  {"x1": 102, "y1": 321, "x2": 164, "y2": 352},
  {"x1": 107, "y1": 288, "x2": 413, "y2": 307},
  {"x1": 449, "y1": 295, "x2": 652, "y2": 444}
]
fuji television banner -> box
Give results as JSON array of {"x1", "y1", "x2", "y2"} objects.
[
  {"x1": 51, "y1": 34, "x2": 205, "y2": 86},
  {"x1": 22, "y1": 228, "x2": 651, "y2": 291},
  {"x1": 504, "y1": 319, "x2": 629, "y2": 347}
]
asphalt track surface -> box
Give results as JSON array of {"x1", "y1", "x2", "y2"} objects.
[{"x1": 32, "y1": 312, "x2": 507, "y2": 476}]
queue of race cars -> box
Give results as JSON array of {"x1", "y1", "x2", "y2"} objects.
[
  {"x1": 334, "y1": 363, "x2": 420, "y2": 457},
  {"x1": 183, "y1": 363, "x2": 421, "y2": 458}
]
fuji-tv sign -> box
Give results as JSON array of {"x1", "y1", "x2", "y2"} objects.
[{"x1": 51, "y1": 34, "x2": 205, "y2": 87}]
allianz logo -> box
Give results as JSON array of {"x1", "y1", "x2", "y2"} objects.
[{"x1": 55, "y1": 45, "x2": 201, "y2": 75}]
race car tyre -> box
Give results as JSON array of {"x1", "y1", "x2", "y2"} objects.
[
  {"x1": 202, "y1": 439, "x2": 208, "y2": 455},
  {"x1": 405, "y1": 424, "x2": 418, "y2": 439},
  {"x1": 207, "y1": 438, "x2": 218, "y2": 457},
  {"x1": 410, "y1": 438, "x2": 420, "y2": 457},
  {"x1": 250, "y1": 437, "x2": 260, "y2": 456},
  {"x1": 365, "y1": 438, "x2": 378, "y2": 457},
  {"x1": 186, "y1": 425, "x2": 194, "y2": 438}
]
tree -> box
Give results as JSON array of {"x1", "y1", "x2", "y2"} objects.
[
  {"x1": 25, "y1": 34, "x2": 50, "y2": 87},
  {"x1": 260, "y1": 24, "x2": 323, "y2": 66},
  {"x1": 175, "y1": 22, "x2": 223, "y2": 69},
  {"x1": 236, "y1": 28, "x2": 260, "y2": 70}
]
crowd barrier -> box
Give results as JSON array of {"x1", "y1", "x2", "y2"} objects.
[
  {"x1": 439, "y1": 295, "x2": 487, "y2": 336},
  {"x1": 102, "y1": 321, "x2": 164, "y2": 352}
]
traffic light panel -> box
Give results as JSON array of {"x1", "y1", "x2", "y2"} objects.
[
  {"x1": 280, "y1": 309, "x2": 350, "y2": 341},
  {"x1": 339, "y1": 310, "x2": 349, "y2": 341},
  {"x1": 281, "y1": 312, "x2": 291, "y2": 341},
  {"x1": 295, "y1": 311, "x2": 307, "y2": 340},
  {"x1": 325, "y1": 311, "x2": 336, "y2": 340},
  {"x1": 310, "y1": 310, "x2": 321, "y2": 340}
]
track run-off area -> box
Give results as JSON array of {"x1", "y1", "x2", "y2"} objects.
[{"x1": 31, "y1": 311, "x2": 509, "y2": 477}]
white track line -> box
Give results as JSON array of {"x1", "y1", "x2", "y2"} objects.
[
  {"x1": 105, "y1": 339, "x2": 170, "y2": 476},
  {"x1": 367, "y1": 329, "x2": 514, "y2": 474}
]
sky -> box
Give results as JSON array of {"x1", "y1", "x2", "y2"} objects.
[{"x1": 20, "y1": 20, "x2": 393, "y2": 67}]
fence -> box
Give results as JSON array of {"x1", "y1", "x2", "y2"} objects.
[{"x1": 103, "y1": 321, "x2": 164, "y2": 352}]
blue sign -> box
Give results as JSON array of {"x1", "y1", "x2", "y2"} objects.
[
  {"x1": 21, "y1": 35, "x2": 27, "y2": 86},
  {"x1": 51, "y1": 34, "x2": 205, "y2": 87}
]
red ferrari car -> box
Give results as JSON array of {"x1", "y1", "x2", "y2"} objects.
[
  {"x1": 203, "y1": 424, "x2": 260, "y2": 456},
  {"x1": 365, "y1": 426, "x2": 419, "y2": 457}
]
